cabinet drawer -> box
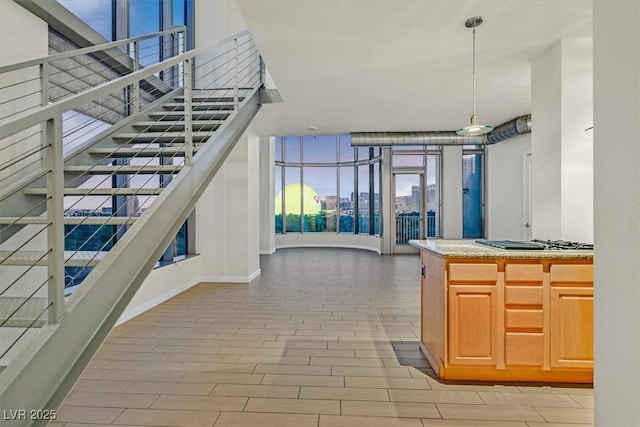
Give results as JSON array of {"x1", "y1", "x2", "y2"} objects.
[
  {"x1": 550, "y1": 265, "x2": 593, "y2": 284},
  {"x1": 505, "y1": 309, "x2": 543, "y2": 329},
  {"x1": 505, "y1": 264, "x2": 543, "y2": 283},
  {"x1": 449, "y1": 263, "x2": 498, "y2": 283},
  {"x1": 505, "y1": 333, "x2": 544, "y2": 366},
  {"x1": 505, "y1": 286, "x2": 543, "y2": 306}
]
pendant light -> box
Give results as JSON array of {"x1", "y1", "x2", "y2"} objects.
[{"x1": 457, "y1": 16, "x2": 493, "y2": 136}]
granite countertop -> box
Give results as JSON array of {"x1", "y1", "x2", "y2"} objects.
[{"x1": 409, "y1": 239, "x2": 593, "y2": 260}]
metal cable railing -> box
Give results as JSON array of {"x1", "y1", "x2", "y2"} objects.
[{"x1": 0, "y1": 29, "x2": 261, "y2": 367}]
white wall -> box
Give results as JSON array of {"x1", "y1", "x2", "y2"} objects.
[
  {"x1": 0, "y1": 1, "x2": 48, "y2": 190},
  {"x1": 0, "y1": 1, "x2": 48, "y2": 65},
  {"x1": 531, "y1": 43, "x2": 563, "y2": 240},
  {"x1": 441, "y1": 146, "x2": 462, "y2": 239},
  {"x1": 561, "y1": 38, "x2": 593, "y2": 243},
  {"x1": 486, "y1": 134, "x2": 531, "y2": 240},
  {"x1": 195, "y1": 130, "x2": 261, "y2": 282},
  {"x1": 118, "y1": 256, "x2": 203, "y2": 325},
  {"x1": 531, "y1": 38, "x2": 594, "y2": 243},
  {"x1": 593, "y1": 2, "x2": 640, "y2": 425}
]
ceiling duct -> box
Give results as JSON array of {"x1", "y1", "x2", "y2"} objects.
[{"x1": 351, "y1": 114, "x2": 531, "y2": 146}]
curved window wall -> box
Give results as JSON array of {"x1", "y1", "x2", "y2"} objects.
[{"x1": 275, "y1": 135, "x2": 382, "y2": 236}]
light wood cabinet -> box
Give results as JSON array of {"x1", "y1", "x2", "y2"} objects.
[
  {"x1": 550, "y1": 286, "x2": 594, "y2": 368},
  {"x1": 418, "y1": 252, "x2": 593, "y2": 383},
  {"x1": 448, "y1": 285, "x2": 498, "y2": 365}
]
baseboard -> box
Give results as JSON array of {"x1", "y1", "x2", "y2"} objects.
[
  {"x1": 201, "y1": 268, "x2": 261, "y2": 283},
  {"x1": 116, "y1": 277, "x2": 202, "y2": 326},
  {"x1": 275, "y1": 243, "x2": 381, "y2": 254}
]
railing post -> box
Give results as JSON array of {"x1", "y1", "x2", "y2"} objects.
[
  {"x1": 259, "y1": 56, "x2": 265, "y2": 88},
  {"x1": 40, "y1": 62, "x2": 49, "y2": 106},
  {"x1": 132, "y1": 41, "x2": 140, "y2": 114},
  {"x1": 233, "y1": 37, "x2": 239, "y2": 111},
  {"x1": 45, "y1": 114, "x2": 66, "y2": 324},
  {"x1": 184, "y1": 57, "x2": 193, "y2": 166}
]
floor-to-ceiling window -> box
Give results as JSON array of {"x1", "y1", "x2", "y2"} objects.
[
  {"x1": 275, "y1": 135, "x2": 382, "y2": 236},
  {"x1": 462, "y1": 145, "x2": 485, "y2": 238},
  {"x1": 54, "y1": 0, "x2": 196, "y2": 288}
]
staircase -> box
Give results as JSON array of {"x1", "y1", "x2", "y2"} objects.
[{"x1": 0, "y1": 29, "x2": 266, "y2": 425}]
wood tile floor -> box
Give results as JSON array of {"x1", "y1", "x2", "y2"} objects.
[{"x1": 53, "y1": 248, "x2": 594, "y2": 427}]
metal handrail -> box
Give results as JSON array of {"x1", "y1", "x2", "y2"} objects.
[
  {"x1": 0, "y1": 26, "x2": 186, "y2": 74},
  {"x1": 0, "y1": 28, "x2": 260, "y2": 368},
  {"x1": 0, "y1": 30, "x2": 250, "y2": 139}
]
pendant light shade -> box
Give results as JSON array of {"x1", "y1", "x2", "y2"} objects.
[{"x1": 457, "y1": 16, "x2": 493, "y2": 136}]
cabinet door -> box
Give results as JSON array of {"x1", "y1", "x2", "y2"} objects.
[
  {"x1": 550, "y1": 287, "x2": 593, "y2": 368},
  {"x1": 448, "y1": 285, "x2": 498, "y2": 366}
]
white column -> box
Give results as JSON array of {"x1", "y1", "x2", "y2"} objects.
[
  {"x1": 442, "y1": 146, "x2": 462, "y2": 239},
  {"x1": 259, "y1": 136, "x2": 276, "y2": 254},
  {"x1": 531, "y1": 38, "x2": 593, "y2": 242},
  {"x1": 381, "y1": 147, "x2": 393, "y2": 253},
  {"x1": 196, "y1": 130, "x2": 261, "y2": 282},
  {"x1": 593, "y1": 2, "x2": 640, "y2": 425}
]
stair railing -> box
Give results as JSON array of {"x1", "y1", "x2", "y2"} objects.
[{"x1": 0, "y1": 29, "x2": 261, "y2": 369}]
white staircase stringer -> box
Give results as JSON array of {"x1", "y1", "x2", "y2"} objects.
[{"x1": 0, "y1": 88, "x2": 261, "y2": 426}]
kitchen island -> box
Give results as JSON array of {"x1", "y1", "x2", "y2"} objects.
[{"x1": 410, "y1": 239, "x2": 593, "y2": 383}]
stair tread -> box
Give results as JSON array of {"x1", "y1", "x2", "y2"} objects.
[
  {"x1": 0, "y1": 250, "x2": 107, "y2": 267},
  {"x1": 24, "y1": 188, "x2": 163, "y2": 196},
  {"x1": 90, "y1": 146, "x2": 202, "y2": 157},
  {"x1": 65, "y1": 165, "x2": 183, "y2": 174},
  {"x1": 0, "y1": 297, "x2": 48, "y2": 328},
  {"x1": 0, "y1": 216, "x2": 139, "y2": 225},
  {"x1": 132, "y1": 120, "x2": 223, "y2": 129},
  {"x1": 147, "y1": 111, "x2": 231, "y2": 120}
]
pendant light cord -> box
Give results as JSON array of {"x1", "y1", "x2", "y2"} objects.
[{"x1": 472, "y1": 26, "x2": 476, "y2": 117}]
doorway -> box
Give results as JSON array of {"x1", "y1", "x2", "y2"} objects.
[{"x1": 393, "y1": 173, "x2": 423, "y2": 254}]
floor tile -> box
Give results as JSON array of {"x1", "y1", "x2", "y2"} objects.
[
  {"x1": 534, "y1": 406, "x2": 595, "y2": 424},
  {"x1": 341, "y1": 400, "x2": 440, "y2": 418},
  {"x1": 71, "y1": 380, "x2": 133, "y2": 394},
  {"x1": 213, "y1": 412, "x2": 318, "y2": 427},
  {"x1": 332, "y1": 366, "x2": 412, "y2": 377},
  {"x1": 62, "y1": 392, "x2": 158, "y2": 408},
  {"x1": 570, "y1": 394, "x2": 594, "y2": 408},
  {"x1": 112, "y1": 408, "x2": 219, "y2": 426},
  {"x1": 150, "y1": 395, "x2": 247, "y2": 411},
  {"x1": 319, "y1": 414, "x2": 423, "y2": 427},
  {"x1": 478, "y1": 391, "x2": 581, "y2": 408},
  {"x1": 389, "y1": 389, "x2": 483, "y2": 404},
  {"x1": 345, "y1": 377, "x2": 431, "y2": 389},
  {"x1": 436, "y1": 403, "x2": 545, "y2": 422},
  {"x1": 311, "y1": 357, "x2": 384, "y2": 367},
  {"x1": 124, "y1": 381, "x2": 214, "y2": 395},
  {"x1": 253, "y1": 364, "x2": 332, "y2": 376},
  {"x1": 55, "y1": 406, "x2": 125, "y2": 424},
  {"x1": 421, "y1": 420, "x2": 527, "y2": 427},
  {"x1": 262, "y1": 373, "x2": 344, "y2": 387},
  {"x1": 299, "y1": 386, "x2": 389, "y2": 401},
  {"x1": 211, "y1": 384, "x2": 300, "y2": 398},
  {"x1": 245, "y1": 397, "x2": 340, "y2": 414},
  {"x1": 99, "y1": 369, "x2": 186, "y2": 382}
]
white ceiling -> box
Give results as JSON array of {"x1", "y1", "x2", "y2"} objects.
[{"x1": 236, "y1": 0, "x2": 593, "y2": 136}]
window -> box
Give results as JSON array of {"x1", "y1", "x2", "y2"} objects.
[
  {"x1": 57, "y1": 0, "x2": 113, "y2": 40},
  {"x1": 462, "y1": 149, "x2": 484, "y2": 238},
  {"x1": 275, "y1": 135, "x2": 382, "y2": 236},
  {"x1": 303, "y1": 167, "x2": 337, "y2": 232}
]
